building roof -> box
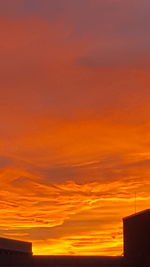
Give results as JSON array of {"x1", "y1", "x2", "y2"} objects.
[
  {"x1": 0, "y1": 237, "x2": 32, "y2": 254},
  {"x1": 123, "y1": 209, "x2": 150, "y2": 221}
]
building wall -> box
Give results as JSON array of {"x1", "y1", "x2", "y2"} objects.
[
  {"x1": 0, "y1": 238, "x2": 32, "y2": 255},
  {"x1": 123, "y1": 211, "x2": 150, "y2": 262},
  {"x1": 0, "y1": 255, "x2": 123, "y2": 267},
  {"x1": 0, "y1": 254, "x2": 33, "y2": 267},
  {"x1": 33, "y1": 256, "x2": 123, "y2": 267}
]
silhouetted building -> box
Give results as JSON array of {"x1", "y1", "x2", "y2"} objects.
[
  {"x1": 0, "y1": 237, "x2": 32, "y2": 255},
  {"x1": 0, "y1": 237, "x2": 32, "y2": 267},
  {"x1": 0, "y1": 209, "x2": 150, "y2": 266},
  {"x1": 33, "y1": 255, "x2": 123, "y2": 267},
  {"x1": 123, "y1": 209, "x2": 150, "y2": 267}
]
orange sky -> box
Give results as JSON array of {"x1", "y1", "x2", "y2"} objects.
[{"x1": 0, "y1": 0, "x2": 150, "y2": 256}]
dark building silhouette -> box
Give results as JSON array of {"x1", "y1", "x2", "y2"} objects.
[
  {"x1": 0, "y1": 237, "x2": 32, "y2": 267},
  {"x1": 0, "y1": 237, "x2": 32, "y2": 255},
  {"x1": 123, "y1": 209, "x2": 150, "y2": 267},
  {"x1": 33, "y1": 255, "x2": 122, "y2": 267},
  {"x1": 0, "y1": 209, "x2": 149, "y2": 267}
]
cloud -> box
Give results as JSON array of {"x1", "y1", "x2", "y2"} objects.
[
  {"x1": 0, "y1": 157, "x2": 11, "y2": 169},
  {"x1": 0, "y1": 174, "x2": 149, "y2": 254},
  {"x1": 1, "y1": 0, "x2": 150, "y2": 67}
]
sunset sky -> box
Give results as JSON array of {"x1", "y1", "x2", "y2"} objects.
[{"x1": 0, "y1": 0, "x2": 150, "y2": 256}]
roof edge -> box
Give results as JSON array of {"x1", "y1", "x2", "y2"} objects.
[{"x1": 123, "y1": 209, "x2": 150, "y2": 220}]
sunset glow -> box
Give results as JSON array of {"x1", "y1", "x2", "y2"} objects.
[{"x1": 0, "y1": 0, "x2": 150, "y2": 256}]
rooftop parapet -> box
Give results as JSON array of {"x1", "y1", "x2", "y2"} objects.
[{"x1": 0, "y1": 237, "x2": 32, "y2": 255}]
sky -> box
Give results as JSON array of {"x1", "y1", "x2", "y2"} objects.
[{"x1": 0, "y1": 0, "x2": 150, "y2": 255}]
